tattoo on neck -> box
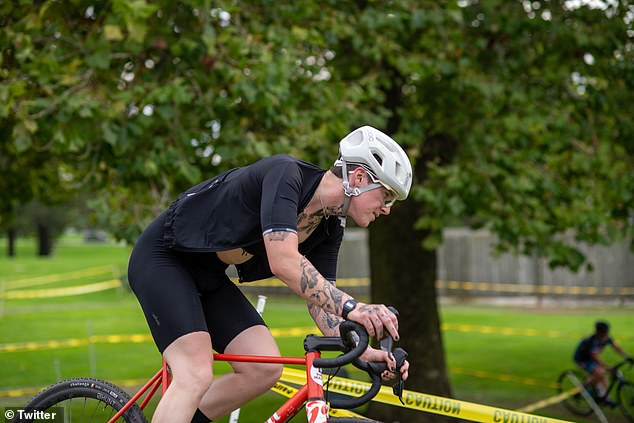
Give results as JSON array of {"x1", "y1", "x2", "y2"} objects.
[{"x1": 329, "y1": 204, "x2": 344, "y2": 216}]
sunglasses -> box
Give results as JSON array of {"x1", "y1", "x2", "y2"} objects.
[{"x1": 381, "y1": 187, "x2": 398, "y2": 208}]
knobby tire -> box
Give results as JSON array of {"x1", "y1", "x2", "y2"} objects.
[
  {"x1": 557, "y1": 369, "x2": 593, "y2": 417},
  {"x1": 618, "y1": 381, "x2": 634, "y2": 423},
  {"x1": 16, "y1": 377, "x2": 147, "y2": 423}
]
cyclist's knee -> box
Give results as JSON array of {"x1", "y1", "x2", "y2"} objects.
[
  {"x1": 268, "y1": 362, "x2": 284, "y2": 385},
  {"x1": 594, "y1": 366, "x2": 606, "y2": 378},
  {"x1": 245, "y1": 362, "x2": 283, "y2": 392},
  {"x1": 172, "y1": 365, "x2": 214, "y2": 398}
]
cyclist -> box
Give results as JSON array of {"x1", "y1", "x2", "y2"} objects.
[
  {"x1": 574, "y1": 320, "x2": 632, "y2": 405},
  {"x1": 128, "y1": 126, "x2": 412, "y2": 423}
]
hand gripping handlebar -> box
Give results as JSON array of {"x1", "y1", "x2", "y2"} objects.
[{"x1": 303, "y1": 307, "x2": 408, "y2": 409}]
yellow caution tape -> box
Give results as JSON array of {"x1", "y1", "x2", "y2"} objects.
[
  {"x1": 1, "y1": 279, "x2": 122, "y2": 299},
  {"x1": 443, "y1": 324, "x2": 562, "y2": 339},
  {"x1": 436, "y1": 280, "x2": 634, "y2": 296},
  {"x1": 2, "y1": 265, "x2": 116, "y2": 290},
  {"x1": 281, "y1": 368, "x2": 574, "y2": 423},
  {"x1": 0, "y1": 334, "x2": 154, "y2": 353},
  {"x1": 231, "y1": 277, "x2": 370, "y2": 288},
  {"x1": 517, "y1": 387, "x2": 581, "y2": 413},
  {"x1": 451, "y1": 368, "x2": 557, "y2": 389},
  {"x1": 271, "y1": 382, "x2": 364, "y2": 418},
  {"x1": 290, "y1": 363, "x2": 555, "y2": 392},
  {"x1": 0, "y1": 387, "x2": 42, "y2": 398},
  {"x1": 236, "y1": 276, "x2": 634, "y2": 296},
  {"x1": 0, "y1": 328, "x2": 318, "y2": 353},
  {"x1": 3, "y1": 268, "x2": 631, "y2": 297}
]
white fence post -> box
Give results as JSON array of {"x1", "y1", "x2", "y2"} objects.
[
  {"x1": 229, "y1": 295, "x2": 268, "y2": 423},
  {"x1": 565, "y1": 371, "x2": 607, "y2": 423}
]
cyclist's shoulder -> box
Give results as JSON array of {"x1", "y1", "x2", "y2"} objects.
[
  {"x1": 577, "y1": 335, "x2": 592, "y2": 344},
  {"x1": 250, "y1": 155, "x2": 325, "y2": 190},
  {"x1": 254, "y1": 154, "x2": 318, "y2": 168},
  {"x1": 574, "y1": 335, "x2": 593, "y2": 352}
]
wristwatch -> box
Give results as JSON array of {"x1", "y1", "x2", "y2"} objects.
[{"x1": 342, "y1": 299, "x2": 358, "y2": 320}]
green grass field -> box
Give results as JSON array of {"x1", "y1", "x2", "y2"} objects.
[{"x1": 1, "y1": 236, "x2": 632, "y2": 422}]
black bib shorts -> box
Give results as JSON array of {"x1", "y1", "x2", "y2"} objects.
[{"x1": 127, "y1": 212, "x2": 265, "y2": 354}]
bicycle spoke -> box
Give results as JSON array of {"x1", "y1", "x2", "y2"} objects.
[{"x1": 88, "y1": 400, "x2": 99, "y2": 422}]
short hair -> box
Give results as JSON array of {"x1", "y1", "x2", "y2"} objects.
[{"x1": 595, "y1": 320, "x2": 609, "y2": 334}]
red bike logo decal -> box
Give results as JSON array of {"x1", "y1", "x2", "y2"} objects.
[{"x1": 306, "y1": 400, "x2": 328, "y2": 423}]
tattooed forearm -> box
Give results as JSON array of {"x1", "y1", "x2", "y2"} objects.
[
  {"x1": 299, "y1": 257, "x2": 320, "y2": 293},
  {"x1": 299, "y1": 257, "x2": 346, "y2": 315},
  {"x1": 266, "y1": 231, "x2": 292, "y2": 242},
  {"x1": 308, "y1": 302, "x2": 343, "y2": 337}
]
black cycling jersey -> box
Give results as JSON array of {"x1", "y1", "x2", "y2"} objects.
[
  {"x1": 163, "y1": 154, "x2": 344, "y2": 282},
  {"x1": 574, "y1": 334, "x2": 614, "y2": 363},
  {"x1": 129, "y1": 155, "x2": 345, "y2": 353}
]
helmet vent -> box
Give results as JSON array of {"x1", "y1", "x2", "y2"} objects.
[{"x1": 372, "y1": 153, "x2": 383, "y2": 166}]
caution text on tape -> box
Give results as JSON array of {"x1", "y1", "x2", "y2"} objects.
[{"x1": 280, "y1": 368, "x2": 573, "y2": 423}]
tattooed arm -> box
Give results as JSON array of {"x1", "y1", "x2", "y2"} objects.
[
  {"x1": 263, "y1": 230, "x2": 353, "y2": 317},
  {"x1": 307, "y1": 296, "x2": 344, "y2": 337},
  {"x1": 263, "y1": 229, "x2": 400, "y2": 341}
]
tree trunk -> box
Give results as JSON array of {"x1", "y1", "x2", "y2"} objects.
[
  {"x1": 7, "y1": 226, "x2": 17, "y2": 257},
  {"x1": 366, "y1": 198, "x2": 453, "y2": 423},
  {"x1": 37, "y1": 224, "x2": 53, "y2": 256},
  {"x1": 363, "y1": 61, "x2": 458, "y2": 421},
  {"x1": 365, "y1": 66, "x2": 458, "y2": 418}
]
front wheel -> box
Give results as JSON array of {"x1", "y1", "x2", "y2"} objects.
[
  {"x1": 557, "y1": 369, "x2": 593, "y2": 417},
  {"x1": 618, "y1": 381, "x2": 634, "y2": 422},
  {"x1": 15, "y1": 377, "x2": 147, "y2": 423}
]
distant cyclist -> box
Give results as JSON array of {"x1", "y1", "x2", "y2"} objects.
[
  {"x1": 574, "y1": 320, "x2": 632, "y2": 405},
  {"x1": 128, "y1": 126, "x2": 412, "y2": 423}
]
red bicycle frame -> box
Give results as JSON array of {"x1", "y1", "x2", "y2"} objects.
[{"x1": 109, "y1": 351, "x2": 328, "y2": 423}]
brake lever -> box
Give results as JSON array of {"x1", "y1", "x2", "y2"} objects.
[
  {"x1": 365, "y1": 346, "x2": 408, "y2": 405},
  {"x1": 380, "y1": 335, "x2": 393, "y2": 353},
  {"x1": 393, "y1": 379, "x2": 405, "y2": 404},
  {"x1": 391, "y1": 347, "x2": 408, "y2": 405},
  {"x1": 381, "y1": 307, "x2": 406, "y2": 404}
]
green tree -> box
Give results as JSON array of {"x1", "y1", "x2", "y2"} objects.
[
  {"x1": 1, "y1": 0, "x2": 364, "y2": 242},
  {"x1": 13, "y1": 199, "x2": 78, "y2": 256},
  {"x1": 343, "y1": 2, "x2": 634, "y2": 420}
]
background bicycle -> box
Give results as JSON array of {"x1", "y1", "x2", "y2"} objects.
[{"x1": 557, "y1": 358, "x2": 634, "y2": 422}]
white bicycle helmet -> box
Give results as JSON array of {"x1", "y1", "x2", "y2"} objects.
[{"x1": 334, "y1": 126, "x2": 413, "y2": 225}]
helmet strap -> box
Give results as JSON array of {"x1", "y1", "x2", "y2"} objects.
[{"x1": 337, "y1": 158, "x2": 383, "y2": 227}]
